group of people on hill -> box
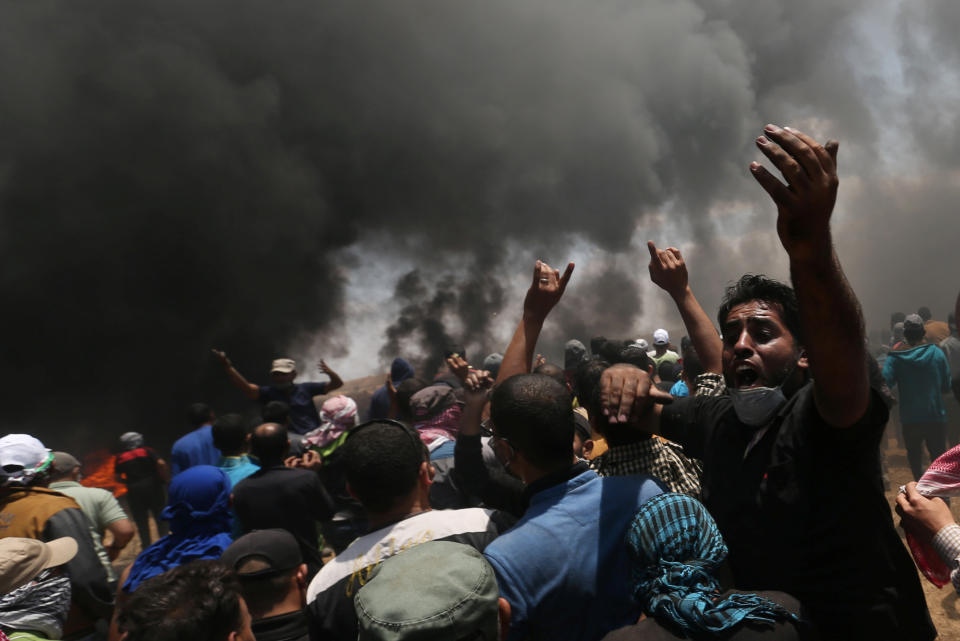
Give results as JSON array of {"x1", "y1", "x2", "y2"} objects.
[{"x1": 2, "y1": 125, "x2": 960, "y2": 641}]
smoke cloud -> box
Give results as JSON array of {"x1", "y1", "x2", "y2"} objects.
[{"x1": 1, "y1": 0, "x2": 957, "y2": 450}]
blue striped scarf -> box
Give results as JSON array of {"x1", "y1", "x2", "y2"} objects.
[{"x1": 627, "y1": 493, "x2": 797, "y2": 634}]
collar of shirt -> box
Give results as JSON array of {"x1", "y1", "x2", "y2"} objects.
[
  {"x1": 251, "y1": 610, "x2": 309, "y2": 641},
  {"x1": 218, "y1": 456, "x2": 253, "y2": 468},
  {"x1": 48, "y1": 481, "x2": 83, "y2": 489},
  {"x1": 523, "y1": 460, "x2": 591, "y2": 503}
]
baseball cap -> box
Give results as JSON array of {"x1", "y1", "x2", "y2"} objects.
[
  {"x1": 355, "y1": 541, "x2": 500, "y2": 641},
  {"x1": 220, "y1": 529, "x2": 302, "y2": 578},
  {"x1": 51, "y1": 452, "x2": 81, "y2": 476},
  {"x1": 653, "y1": 329, "x2": 669, "y2": 346},
  {"x1": 904, "y1": 314, "x2": 925, "y2": 332},
  {"x1": 271, "y1": 358, "x2": 297, "y2": 374},
  {"x1": 0, "y1": 537, "x2": 78, "y2": 594},
  {"x1": 0, "y1": 434, "x2": 50, "y2": 471}
]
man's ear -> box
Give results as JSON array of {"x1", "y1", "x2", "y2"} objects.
[
  {"x1": 797, "y1": 348, "x2": 809, "y2": 372},
  {"x1": 420, "y1": 461, "x2": 435, "y2": 485},
  {"x1": 582, "y1": 439, "x2": 595, "y2": 459},
  {"x1": 498, "y1": 597, "x2": 511, "y2": 641}
]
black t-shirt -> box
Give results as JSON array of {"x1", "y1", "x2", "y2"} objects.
[
  {"x1": 232, "y1": 466, "x2": 335, "y2": 566},
  {"x1": 659, "y1": 383, "x2": 935, "y2": 641}
]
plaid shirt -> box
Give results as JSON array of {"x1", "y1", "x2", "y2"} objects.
[
  {"x1": 589, "y1": 437, "x2": 703, "y2": 499},
  {"x1": 933, "y1": 523, "x2": 960, "y2": 593}
]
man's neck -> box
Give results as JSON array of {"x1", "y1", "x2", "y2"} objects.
[
  {"x1": 254, "y1": 593, "x2": 303, "y2": 621},
  {"x1": 367, "y1": 494, "x2": 431, "y2": 531}
]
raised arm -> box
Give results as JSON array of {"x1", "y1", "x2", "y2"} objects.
[
  {"x1": 496, "y1": 260, "x2": 574, "y2": 384},
  {"x1": 646, "y1": 241, "x2": 722, "y2": 374},
  {"x1": 751, "y1": 125, "x2": 867, "y2": 427},
  {"x1": 318, "y1": 359, "x2": 343, "y2": 392},
  {"x1": 211, "y1": 349, "x2": 259, "y2": 400}
]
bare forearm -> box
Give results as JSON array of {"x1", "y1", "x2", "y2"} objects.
[
  {"x1": 497, "y1": 314, "x2": 545, "y2": 384},
  {"x1": 790, "y1": 240, "x2": 868, "y2": 426},
  {"x1": 224, "y1": 365, "x2": 258, "y2": 398},
  {"x1": 671, "y1": 286, "x2": 722, "y2": 373},
  {"x1": 326, "y1": 370, "x2": 343, "y2": 391}
]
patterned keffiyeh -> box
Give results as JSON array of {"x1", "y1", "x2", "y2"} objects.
[
  {"x1": 627, "y1": 493, "x2": 797, "y2": 634},
  {"x1": 904, "y1": 444, "x2": 960, "y2": 587},
  {"x1": 0, "y1": 570, "x2": 72, "y2": 639},
  {"x1": 304, "y1": 396, "x2": 358, "y2": 449}
]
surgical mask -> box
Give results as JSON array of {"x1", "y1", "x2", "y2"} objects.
[{"x1": 728, "y1": 385, "x2": 787, "y2": 427}]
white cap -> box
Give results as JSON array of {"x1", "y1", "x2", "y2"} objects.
[
  {"x1": 271, "y1": 358, "x2": 296, "y2": 374},
  {"x1": 0, "y1": 434, "x2": 49, "y2": 469},
  {"x1": 653, "y1": 329, "x2": 669, "y2": 346}
]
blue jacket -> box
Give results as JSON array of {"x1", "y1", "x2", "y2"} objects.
[
  {"x1": 882, "y1": 343, "x2": 951, "y2": 423},
  {"x1": 484, "y1": 468, "x2": 664, "y2": 641}
]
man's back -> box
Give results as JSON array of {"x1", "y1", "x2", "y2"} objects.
[
  {"x1": 232, "y1": 466, "x2": 334, "y2": 562},
  {"x1": 883, "y1": 343, "x2": 951, "y2": 423},
  {"x1": 47, "y1": 481, "x2": 127, "y2": 580},
  {"x1": 306, "y1": 507, "x2": 509, "y2": 641},
  {"x1": 483, "y1": 468, "x2": 664, "y2": 641},
  {"x1": 170, "y1": 425, "x2": 220, "y2": 475}
]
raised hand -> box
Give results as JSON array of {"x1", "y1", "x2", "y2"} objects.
[
  {"x1": 534, "y1": 353, "x2": 546, "y2": 369},
  {"x1": 750, "y1": 125, "x2": 839, "y2": 262},
  {"x1": 463, "y1": 369, "x2": 495, "y2": 405},
  {"x1": 211, "y1": 349, "x2": 231, "y2": 367},
  {"x1": 600, "y1": 363, "x2": 673, "y2": 425},
  {"x1": 646, "y1": 241, "x2": 688, "y2": 298},
  {"x1": 446, "y1": 354, "x2": 471, "y2": 383},
  {"x1": 523, "y1": 260, "x2": 575, "y2": 321},
  {"x1": 317, "y1": 359, "x2": 334, "y2": 374}
]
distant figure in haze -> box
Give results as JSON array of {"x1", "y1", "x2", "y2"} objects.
[
  {"x1": 367, "y1": 357, "x2": 415, "y2": 420},
  {"x1": 648, "y1": 329, "x2": 680, "y2": 368},
  {"x1": 212, "y1": 351, "x2": 343, "y2": 434},
  {"x1": 115, "y1": 431, "x2": 170, "y2": 548},
  {"x1": 883, "y1": 314, "x2": 952, "y2": 480},
  {"x1": 171, "y1": 402, "x2": 220, "y2": 476},
  {"x1": 919, "y1": 306, "x2": 951, "y2": 345}
]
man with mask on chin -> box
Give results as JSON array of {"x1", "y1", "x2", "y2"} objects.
[
  {"x1": 211, "y1": 352, "x2": 343, "y2": 435},
  {"x1": 599, "y1": 126, "x2": 935, "y2": 641}
]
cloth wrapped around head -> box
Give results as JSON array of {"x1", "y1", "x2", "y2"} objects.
[
  {"x1": 304, "y1": 395, "x2": 359, "y2": 449},
  {"x1": 119, "y1": 431, "x2": 145, "y2": 451},
  {"x1": 122, "y1": 465, "x2": 233, "y2": 592},
  {"x1": 627, "y1": 493, "x2": 797, "y2": 634}
]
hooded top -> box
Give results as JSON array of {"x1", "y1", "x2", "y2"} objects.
[
  {"x1": 367, "y1": 358, "x2": 415, "y2": 420},
  {"x1": 882, "y1": 343, "x2": 952, "y2": 423},
  {"x1": 122, "y1": 466, "x2": 233, "y2": 592}
]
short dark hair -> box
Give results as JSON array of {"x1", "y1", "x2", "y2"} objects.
[
  {"x1": 534, "y1": 362, "x2": 566, "y2": 387},
  {"x1": 573, "y1": 359, "x2": 608, "y2": 412},
  {"x1": 250, "y1": 424, "x2": 288, "y2": 465},
  {"x1": 118, "y1": 560, "x2": 244, "y2": 641},
  {"x1": 617, "y1": 346, "x2": 653, "y2": 371},
  {"x1": 235, "y1": 559, "x2": 298, "y2": 621},
  {"x1": 490, "y1": 374, "x2": 573, "y2": 470},
  {"x1": 187, "y1": 403, "x2": 213, "y2": 428},
  {"x1": 341, "y1": 421, "x2": 425, "y2": 513},
  {"x1": 657, "y1": 361, "x2": 680, "y2": 383},
  {"x1": 717, "y1": 275, "x2": 803, "y2": 345},
  {"x1": 904, "y1": 325, "x2": 925, "y2": 344},
  {"x1": 212, "y1": 414, "x2": 248, "y2": 456},
  {"x1": 918, "y1": 306, "x2": 932, "y2": 322},
  {"x1": 262, "y1": 401, "x2": 290, "y2": 425}
]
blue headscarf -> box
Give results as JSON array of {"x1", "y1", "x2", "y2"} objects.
[
  {"x1": 123, "y1": 465, "x2": 234, "y2": 592},
  {"x1": 627, "y1": 493, "x2": 797, "y2": 634}
]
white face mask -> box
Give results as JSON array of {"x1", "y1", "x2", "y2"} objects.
[{"x1": 728, "y1": 384, "x2": 787, "y2": 427}]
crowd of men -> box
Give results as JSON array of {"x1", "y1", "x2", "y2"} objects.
[{"x1": 2, "y1": 125, "x2": 959, "y2": 641}]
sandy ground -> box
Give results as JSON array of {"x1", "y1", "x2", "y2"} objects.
[{"x1": 105, "y1": 437, "x2": 960, "y2": 639}]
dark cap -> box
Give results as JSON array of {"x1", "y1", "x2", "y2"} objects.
[{"x1": 220, "y1": 529, "x2": 302, "y2": 578}]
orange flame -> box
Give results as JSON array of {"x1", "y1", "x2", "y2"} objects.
[{"x1": 80, "y1": 449, "x2": 127, "y2": 497}]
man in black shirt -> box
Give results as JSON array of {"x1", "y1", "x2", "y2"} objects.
[
  {"x1": 599, "y1": 126, "x2": 935, "y2": 640},
  {"x1": 221, "y1": 529, "x2": 310, "y2": 641},
  {"x1": 232, "y1": 423, "x2": 334, "y2": 574}
]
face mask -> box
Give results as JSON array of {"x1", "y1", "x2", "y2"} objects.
[{"x1": 728, "y1": 385, "x2": 787, "y2": 427}]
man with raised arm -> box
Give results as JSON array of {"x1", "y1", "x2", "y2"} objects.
[
  {"x1": 600, "y1": 126, "x2": 934, "y2": 640},
  {"x1": 211, "y1": 351, "x2": 343, "y2": 435}
]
